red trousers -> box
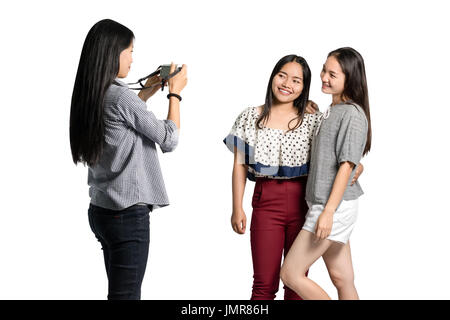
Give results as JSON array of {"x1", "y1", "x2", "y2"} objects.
[{"x1": 250, "y1": 177, "x2": 309, "y2": 300}]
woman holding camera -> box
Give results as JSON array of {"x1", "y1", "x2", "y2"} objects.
[{"x1": 69, "y1": 19, "x2": 187, "y2": 300}]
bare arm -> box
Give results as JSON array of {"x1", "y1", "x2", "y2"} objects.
[
  {"x1": 166, "y1": 97, "x2": 180, "y2": 129},
  {"x1": 325, "y1": 161, "x2": 355, "y2": 212},
  {"x1": 166, "y1": 64, "x2": 187, "y2": 129},
  {"x1": 315, "y1": 161, "x2": 355, "y2": 241},
  {"x1": 231, "y1": 147, "x2": 248, "y2": 234}
]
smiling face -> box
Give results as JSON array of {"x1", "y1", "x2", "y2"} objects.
[
  {"x1": 320, "y1": 55, "x2": 346, "y2": 98},
  {"x1": 271, "y1": 61, "x2": 304, "y2": 104},
  {"x1": 117, "y1": 42, "x2": 134, "y2": 78}
]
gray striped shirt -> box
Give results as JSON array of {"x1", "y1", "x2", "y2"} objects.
[
  {"x1": 88, "y1": 79, "x2": 179, "y2": 211},
  {"x1": 305, "y1": 102, "x2": 368, "y2": 206}
]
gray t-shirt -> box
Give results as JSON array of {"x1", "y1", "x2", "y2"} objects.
[{"x1": 305, "y1": 102, "x2": 368, "y2": 205}]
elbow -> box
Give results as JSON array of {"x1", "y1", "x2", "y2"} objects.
[
  {"x1": 160, "y1": 130, "x2": 179, "y2": 153},
  {"x1": 161, "y1": 141, "x2": 178, "y2": 153}
]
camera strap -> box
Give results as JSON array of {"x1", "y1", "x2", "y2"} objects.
[{"x1": 121, "y1": 66, "x2": 182, "y2": 91}]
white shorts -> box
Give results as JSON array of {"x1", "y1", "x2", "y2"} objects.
[{"x1": 302, "y1": 199, "x2": 359, "y2": 244}]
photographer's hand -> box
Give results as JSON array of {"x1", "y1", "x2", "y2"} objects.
[
  {"x1": 138, "y1": 75, "x2": 162, "y2": 102},
  {"x1": 168, "y1": 63, "x2": 187, "y2": 94},
  {"x1": 166, "y1": 63, "x2": 187, "y2": 129}
]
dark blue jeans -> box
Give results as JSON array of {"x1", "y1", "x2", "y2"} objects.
[{"x1": 88, "y1": 203, "x2": 151, "y2": 300}]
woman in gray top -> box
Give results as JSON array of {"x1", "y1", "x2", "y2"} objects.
[
  {"x1": 281, "y1": 47, "x2": 371, "y2": 300},
  {"x1": 69, "y1": 19, "x2": 187, "y2": 300}
]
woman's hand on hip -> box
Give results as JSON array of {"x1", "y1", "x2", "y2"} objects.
[
  {"x1": 168, "y1": 63, "x2": 187, "y2": 95},
  {"x1": 231, "y1": 208, "x2": 247, "y2": 234}
]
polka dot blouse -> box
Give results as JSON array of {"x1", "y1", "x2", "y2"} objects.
[{"x1": 223, "y1": 106, "x2": 321, "y2": 181}]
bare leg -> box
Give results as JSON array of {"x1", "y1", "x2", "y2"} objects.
[
  {"x1": 280, "y1": 230, "x2": 333, "y2": 300},
  {"x1": 322, "y1": 240, "x2": 359, "y2": 300}
]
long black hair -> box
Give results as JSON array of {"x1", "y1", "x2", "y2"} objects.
[
  {"x1": 256, "y1": 54, "x2": 311, "y2": 132},
  {"x1": 70, "y1": 19, "x2": 134, "y2": 166},
  {"x1": 328, "y1": 47, "x2": 372, "y2": 155}
]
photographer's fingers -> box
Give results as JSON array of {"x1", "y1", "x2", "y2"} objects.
[
  {"x1": 146, "y1": 75, "x2": 161, "y2": 86},
  {"x1": 174, "y1": 65, "x2": 188, "y2": 93},
  {"x1": 180, "y1": 64, "x2": 187, "y2": 75},
  {"x1": 167, "y1": 63, "x2": 187, "y2": 94}
]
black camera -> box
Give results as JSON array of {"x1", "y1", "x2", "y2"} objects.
[
  {"x1": 160, "y1": 64, "x2": 182, "y2": 80},
  {"x1": 126, "y1": 64, "x2": 182, "y2": 91}
]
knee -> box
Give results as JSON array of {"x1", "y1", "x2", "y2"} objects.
[
  {"x1": 329, "y1": 270, "x2": 355, "y2": 290},
  {"x1": 280, "y1": 264, "x2": 306, "y2": 289},
  {"x1": 279, "y1": 266, "x2": 290, "y2": 286}
]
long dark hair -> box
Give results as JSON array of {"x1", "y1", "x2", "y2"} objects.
[
  {"x1": 328, "y1": 47, "x2": 372, "y2": 155},
  {"x1": 256, "y1": 55, "x2": 311, "y2": 132},
  {"x1": 70, "y1": 19, "x2": 134, "y2": 166}
]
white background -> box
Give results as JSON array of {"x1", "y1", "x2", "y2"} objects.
[{"x1": 1, "y1": 0, "x2": 449, "y2": 300}]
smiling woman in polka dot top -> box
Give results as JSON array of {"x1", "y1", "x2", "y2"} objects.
[{"x1": 223, "y1": 54, "x2": 363, "y2": 300}]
